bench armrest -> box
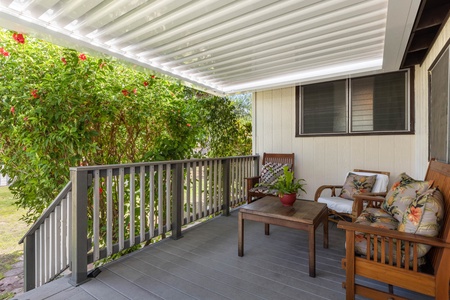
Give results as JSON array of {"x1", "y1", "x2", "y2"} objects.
[
  {"x1": 353, "y1": 193, "x2": 386, "y2": 217},
  {"x1": 314, "y1": 185, "x2": 343, "y2": 201},
  {"x1": 337, "y1": 221, "x2": 450, "y2": 249},
  {"x1": 245, "y1": 176, "x2": 261, "y2": 188}
]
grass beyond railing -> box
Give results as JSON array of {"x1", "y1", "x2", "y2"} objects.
[{"x1": 19, "y1": 155, "x2": 258, "y2": 291}]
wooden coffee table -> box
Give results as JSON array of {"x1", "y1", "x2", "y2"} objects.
[{"x1": 238, "y1": 196, "x2": 328, "y2": 277}]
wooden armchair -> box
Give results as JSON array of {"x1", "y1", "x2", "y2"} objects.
[
  {"x1": 314, "y1": 169, "x2": 390, "y2": 222},
  {"x1": 245, "y1": 153, "x2": 295, "y2": 203},
  {"x1": 338, "y1": 159, "x2": 450, "y2": 299}
]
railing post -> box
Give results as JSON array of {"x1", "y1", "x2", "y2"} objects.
[
  {"x1": 23, "y1": 233, "x2": 35, "y2": 291},
  {"x1": 254, "y1": 155, "x2": 260, "y2": 177},
  {"x1": 222, "y1": 159, "x2": 230, "y2": 216},
  {"x1": 171, "y1": 163, "x2": 183, "y2": 240},
  {"x1": 69, "y1": 168, "x2": 89, "y2": 286}
]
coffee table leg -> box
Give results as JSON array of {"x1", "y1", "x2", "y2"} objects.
[
  {"x1": 265, "y1": 223, "x2": 270, "y2": 235},
  {"x1": 323, "y1": 214, "x2": 329, "y2": 249},
  {"x1": 309, "y1": 226, "x2": 316, "y2": 277},
  {"x1": 238, "y1": 211, "x2": 244, "y2": 257}
]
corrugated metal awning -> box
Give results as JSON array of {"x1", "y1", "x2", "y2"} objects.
[{"x1": 0, "y1": 0, "x2": 420, "y2": 95}]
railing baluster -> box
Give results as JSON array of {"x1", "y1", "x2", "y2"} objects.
[
  {"x1": 213, "y1": 160, "x2": 218, "y2": 213},
  {"x1": 39, "y1": 228, "x2": 44, "y2": 286},
  {"x1": 237, "y1": 159, "x2": 242, "y2": 201},
  {"x1": 158, "y1": 164, "x2": 163, "y2": 235},
  {"x1": 198, "y1": 161, "x2": 202, "y2": 218},
  {"x1": 106, "y1": 168, "x2": 113, "y2": 255},
  {"x1": 118, "y1": 168, "x2": 125, "y2": 251},
  {"x1": 140, "y1": 166, "x2": 146, "y2": 243},
  {"x1": 166, "y1": 163, "x2": 171, "y2": 231},
  {"x1": 130, "y1": 167, "x2": 136, "y2": 246},
  {"x1": 180, "y1": 163, "x2": 185, "y2": 225},
  {"x1": 218, "y1": 160, "x2": 223, "y2": 211},
  {"x1": 186, "y1": 162, "x2": 191, "y2": 223},
  {"x1": 208, "y1": 160, "x2": 213, "y2": 214},
  {"x1": 93, "y1": 170, "x2": 100, "y2": 261},
  {"x1": 67, "y1": 192, "x2": 71, "y2": 271},
  {"x1": 203, "y1": 161, "x2": 208, "y2": 217},
  {"x1": 45, "y1": 218, "x2": 50, "y2": 282},
  {"x1": 193, "y1": 162, "x2": 197, "y2": 221},
  {"x1": 61, "y1": 196, "x2": 67, "y2": 270},
  {"x1": 149, "y1": 165, "x2": 155, "y2": 238},
  {"x1": 55, "y1": 205, "x2": 61, "y2": 277}
]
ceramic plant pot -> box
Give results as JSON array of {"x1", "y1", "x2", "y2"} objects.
[{"x1": 279, "y1": 193, "x2": 296, "y2": 206}]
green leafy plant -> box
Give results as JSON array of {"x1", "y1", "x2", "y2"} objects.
[
  {"x1": 0, "y1": 29, "x2": 251, "y2": 224},
  {"x1": 264, "y1": 166, "x2": 306, "y2": 197}
]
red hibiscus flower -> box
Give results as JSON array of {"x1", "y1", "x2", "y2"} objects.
[
  {"x1": 143, "y1": 81, "x2": 149, "y2": 87},
  {"x1": 61, "y1": 57, "x2": 67, "y2": 65},
  {"x1": 78, "y1": 53, "x2": 87, "y2": 61},
  {"x1": 31, "y1": 89, "x2": 39, "y2": 98},
  {"x1": 122, "y1": 89, "x2": 129, "y2": 96},
  {"x1": 186, "y1": 123, "x2": 191, "y2": 127},
  {"x1": 0, "y1": 48, "x2": 9, "y2": 57},
  {"x1": 10, "y1": 106, "x2": 15, "y2": 114},
  {"x1": 151, "y1": 75, "x2": 156, "y2": 79},
  {"x1": 13, "y1": 33, "x2": 25, "y2": 44}
]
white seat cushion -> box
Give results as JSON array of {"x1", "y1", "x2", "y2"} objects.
[
  {"x1": 318, "y1": 196, "x2": 354, "y2": 214},
  {"x1": 349, "y1": 172, "x2": 389, "y2": 193}
]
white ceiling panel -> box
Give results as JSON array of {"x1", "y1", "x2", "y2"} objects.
[{"x1": 0, "y1": 0, "x2": 421, "y2": 94}]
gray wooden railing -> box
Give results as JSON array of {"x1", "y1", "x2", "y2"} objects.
[{"x1": 19, "y1": 155, "x2": 259, "y2": 291}]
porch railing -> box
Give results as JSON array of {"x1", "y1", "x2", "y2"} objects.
[{"x1": 19, "y1": 155, "x2": 259, "y2": 291}]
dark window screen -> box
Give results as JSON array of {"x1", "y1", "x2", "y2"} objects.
[
  {"x1": 302, "y1": 80, "x2": 346, "y2": 134},
  {"x1": 429, "y1": 48, "x2": 449, "y2": 162},
  {"x1": 351, "y1": 72, "x2": 407, "y2": 132}
]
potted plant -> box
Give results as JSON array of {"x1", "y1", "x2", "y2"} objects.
[{"x1": 260, "y1": 166, "x2": 307, "y2": 206}]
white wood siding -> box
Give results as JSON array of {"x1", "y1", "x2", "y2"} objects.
[{"x1": 252, "y1": 17, "x2": 450, "y2": 199}]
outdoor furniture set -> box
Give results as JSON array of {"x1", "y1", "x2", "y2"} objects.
[{"x1": 243, "y1": 153, "x2": 449, "y2": 299}]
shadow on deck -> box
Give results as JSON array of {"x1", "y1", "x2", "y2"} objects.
[{"x1": 15, "y1": 209, "x2": 432, "y2": 300}]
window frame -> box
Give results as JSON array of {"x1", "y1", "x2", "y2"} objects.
[{"x1": 295, "y1": 69, "x2": 415, "y2": 137}]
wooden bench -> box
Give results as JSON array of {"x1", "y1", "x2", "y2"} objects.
[
  {"x1": 338, "y1": 159, "x2": 450, "y2": 299},
  {"x1": 245, "y1": 152, "x2": 295, "y2": 203}
]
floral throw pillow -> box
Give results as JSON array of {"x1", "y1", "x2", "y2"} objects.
[
  {"x1": 260, "y1": 162, "x2": 291, "y2": 185},
  {"x1": 381, "y1": 173, "x2": 433, "y2": 222},
  {"x1": 339, "y1": 173, "x2": 377, "y2": 200},
  {"x1": 397, "y1": 188, "x2": 444, "y2": 258}
]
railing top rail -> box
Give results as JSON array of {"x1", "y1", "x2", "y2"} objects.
[
  {"x1": 69, "y1": 155, "x2": 259, "y2": 172},
  {"x1": 19, "y1": 181, "x2": 72, "y2": 244}
]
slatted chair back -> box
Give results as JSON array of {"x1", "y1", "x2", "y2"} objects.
[
  {"x1": 261, "y1": 153, "x2": 295, "y2": 171},
  {"x1": 245, "y1": 153, "x2": 295, "y2": 203}
]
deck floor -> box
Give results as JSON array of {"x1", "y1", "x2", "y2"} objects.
[{"x1": 15, "y1": 209, "x2": 433, "y2": 300}]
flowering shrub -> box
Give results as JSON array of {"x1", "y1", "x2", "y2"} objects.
[{"x1": 0, "y1": 29, "x2": 251, "y2": 223}]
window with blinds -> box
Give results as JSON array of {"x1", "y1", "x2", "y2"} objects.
[
  {"x1": 351, "y1": 72, "x2": 407, "y2": 132},
  {"x1": 298, "y1": 70, "x2": 410, "y2": 136},
  {"x1": 301, "y1": 80, "x2": 347, "y2": 134}
]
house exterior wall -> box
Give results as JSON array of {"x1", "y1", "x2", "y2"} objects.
[{"x1": 252, "y1": 18, "x2": 450, "y2": 200}]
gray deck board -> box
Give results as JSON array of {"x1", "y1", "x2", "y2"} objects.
[{"x1": 15, "y1": 209, "x2": 434, "y2": 300}]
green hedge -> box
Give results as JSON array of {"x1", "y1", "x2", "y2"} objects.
[{"x1": 0, "y1": 30, "x2": 251, "y2": 223}]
